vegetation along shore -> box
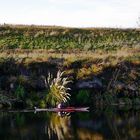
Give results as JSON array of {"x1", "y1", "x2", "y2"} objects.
[{"x1": 0, "y1": 24, "x2": 140, "y2": 109}]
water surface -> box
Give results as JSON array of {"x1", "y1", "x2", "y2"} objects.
[{"x1": 0, "y1": 108, "x2": 140, "y2": 140}]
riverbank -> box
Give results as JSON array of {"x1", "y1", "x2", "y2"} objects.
[
  {"x1": 0, "y1": 25, "x2": 140, "y2": 108},
  {"x1": 0, "y1": 48, "x2": 140, "y2": 108}
]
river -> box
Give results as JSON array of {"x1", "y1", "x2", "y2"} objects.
[{"x1": 0, "y1": 107, "x2": 140, "y2": 140}]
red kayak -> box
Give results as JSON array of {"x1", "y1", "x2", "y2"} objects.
[
  {"x1": 35, "y1": 107, "x2": 89, "y2": 112},
  {"x1": 7, "y1": 107, "x2": 89, "y2": 113}
]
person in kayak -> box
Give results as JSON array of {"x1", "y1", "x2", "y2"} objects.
[
  {"x1": 57, "y1": 102, "x2": 71, "y2": 117},
  {"x1": 57, "y1": 102, "x2": 66, "y2": 109}
]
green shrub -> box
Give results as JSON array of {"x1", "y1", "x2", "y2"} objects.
[
  {"x1": 133, "y1": 98, "x2": 140, "y2": 105},
  {"x1": 25, "y1": 99, "x2": 33, "y2": 108},
  {"x1": 119, "y1": 98, "x2": 132, "y2": 105},
  {"x1": 103, "y1": 93, "x2": 115, "y2": 105},
  {"x1": 39, "y1": 100, "x2": 46, "y2": 108},
  {"x1": 14, "y1": 85, "x2": 25, "y2": 99},
  {"x1": 76, "y1": 90, "x2": 90, "y2": 104},
  {"x1": 0, "y1": 94, "x2": 11, "y2": 107}
]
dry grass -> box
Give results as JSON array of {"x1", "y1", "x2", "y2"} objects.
[{"x1": 0, "y1": 47, "x2": 139, "y2": 62}]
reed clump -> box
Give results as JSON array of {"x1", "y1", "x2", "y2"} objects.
[{"x1": 46, "y1": 71, "x2": 72, "y2": 106}]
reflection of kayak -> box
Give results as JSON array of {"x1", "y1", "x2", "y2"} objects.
[{"x1": 35, "y1": 107, "x2": 89, "y2": 112}]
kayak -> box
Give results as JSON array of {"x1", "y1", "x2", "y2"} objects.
[
  {"x1": 6, "y1": 107, "x2": 89, "y2": 113},
  {"x1": 35, "y1": 107, "x2": 89, "y2": 112}
]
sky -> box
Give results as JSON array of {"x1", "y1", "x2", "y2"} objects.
[{"x1": 0, "y1": 0, "x2": 140, "y2": 28}]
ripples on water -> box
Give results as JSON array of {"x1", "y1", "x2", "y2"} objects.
[{"x1": 0, "y1": 107, "x2": 140, "y2": 140}]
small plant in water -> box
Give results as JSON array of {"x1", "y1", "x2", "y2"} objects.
[{"x1": 46, "y1": 71, "x2": 72, "y2": 107}]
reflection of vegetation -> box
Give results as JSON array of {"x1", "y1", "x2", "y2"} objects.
[
  {"x1": 15, "y1": 114, "x2": 25, "y2": 127},
  {"x1": 77, "y1": 128, "x2": 103, "y2": 140},
  {"x1": 76, "y1": 112, "x2": 90, "y2": 120},
  {"x1": 47, "y1": 113, "x2": 72, "y2": 140},
  {"x1": 1, "y1": 109, "x2": 140, "y2": 140},
  {"x1": 46, "y1": 71, "x2": 71, "y2": 106}
]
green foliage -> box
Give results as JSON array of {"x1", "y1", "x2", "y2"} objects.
[
  {"x1": 0, "y1": 25, "x2": 139, "y2": 51},
  {"x1": 103, "y1": 93, "x2": 116, "y2": 105},
  {"x1": 25, "y1": 99, "x2": 33, "y2": 108},
  {"x1": 0, "y1": 94, "x2": 11, "y2": 107},
  {"x1": 133, "y1": 98, "x2": 140, "y2": 105},
  {"x1": 76, "y1": 90, "x2": 90, "y2": 104},
  {"x1": 39, "y1": 100, "x2": 46, "y2": 108},
  {"x1": 14, "y1": 85, "x2": 25, "y2": 99},
  {"x1": 119, "y1": 98, "x2": 132, "y2": 105},
  {"x1": 15, "y1": 114, "x2": 25, "y2": 126}
]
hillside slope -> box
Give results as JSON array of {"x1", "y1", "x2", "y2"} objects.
[{"x1": 0, "y1": 25, "x2": 140, "y2": 50}]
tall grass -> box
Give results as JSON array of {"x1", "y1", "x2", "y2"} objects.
[{"x1": 46, "y1": 71, "x2": 72, "y2": 106}]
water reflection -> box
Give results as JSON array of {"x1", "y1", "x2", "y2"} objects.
[
  {"x1": 0, "y1": 108, "x2": 140, "y2": 140},
  {"x1": 47, "y1": 112, "x2": 73, "y2": 140}
]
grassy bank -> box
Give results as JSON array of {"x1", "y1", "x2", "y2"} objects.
[{"x1": 0, "y1": 48, "x2": 140, "y2": 108}]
